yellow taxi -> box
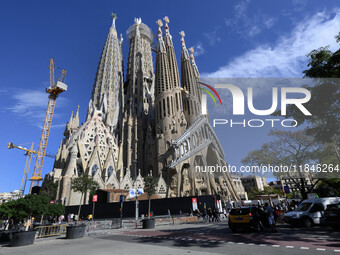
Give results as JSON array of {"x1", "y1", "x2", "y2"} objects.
[{"x1": 228, "y1": 207, "x2": 268, "y2": 232}]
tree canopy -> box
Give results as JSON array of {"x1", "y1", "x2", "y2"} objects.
[
  {"x1": 71, "y1": 176, "x2": 99, "y2": 197},
  {"x1": 0, "y1": 194, "x2": 64, "y2": 221},
  {"x1": 280, "y1": 33, "x2": 340, "y2": 144},
  {"x1": 242, "y1": 129, "x2": 321, "y2": 200},
  {"x1": 71, "y1": 176, "x2": 99, "y2": 225}
]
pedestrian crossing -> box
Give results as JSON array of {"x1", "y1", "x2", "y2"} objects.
[{"x1": 107, "y1": 231, "x2": 340, "y2": 253}]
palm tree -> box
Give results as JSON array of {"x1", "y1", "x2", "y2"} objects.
[{"x1": 71, "y1": 176, "x2": 99, "y2": 225}]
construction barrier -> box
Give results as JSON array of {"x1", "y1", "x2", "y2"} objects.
[{"x1": 34, "y1": 224, "x2": 67, "y2": 238}]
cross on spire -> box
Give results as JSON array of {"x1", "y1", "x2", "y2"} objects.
[{"x1": 111, "y1": 13, "x2": 117, "y2": 28}]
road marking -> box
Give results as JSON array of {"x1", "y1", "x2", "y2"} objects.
[
  {"x1": 228, "y1": 241, "x2": 234, "y2": 244},
  {"x1": 248, "y1": 243, "x2": 255, "y2": 246},
  {"x1": 259, "y1": 244, "x2": 267, "y2": 247},
  {"x1": 316, "y1": 248, "x2": 326, "y2": 251},
  {"x1": 300, "y1": 247, "x2": 309, "y2": 250},
  {"x1": 286, "y1": 246, "x2": 294, "y2": 248},
  {"x1": 238, "y1": 242, "x2": 244, "y2": 245},
  {"x1": 272, "y1": 245, "x2": 280, "y2": 247},
  {"x1": 334, "y1": 250, "x2": 340, "y2": 252}
]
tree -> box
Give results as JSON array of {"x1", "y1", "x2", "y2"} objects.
[
  {"x1": 279, "y1": 33, "x2": 340, "y2": 152},
  {"x1": 277, "y1": 33, "x2": 340, "y2": 195},
  {"x1": 47, "y1": 203, "x2": 65, "y2": 218},
  {"x1": 143, "y1": 176, "x2": 158, "y2": 219},
  {"x1": 247, "y1": 186, "x2": 281, "y2": 200},
  {"x1": 40, "y1": 181, "x2": 58, "y2": 200},
  {"x1": 242, "y1": 129, "x2": 321, "y2": 200},
  {"x1": 71, "y1": 176, "x2": 99, "y2": 225},
  {"x1": 0, "y1": 194, "x2": 64, "y2": 230}
]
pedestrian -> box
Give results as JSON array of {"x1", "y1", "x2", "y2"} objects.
[
  {"x1": 207, "y1": 208, "x2": 213, "y2": 222},
  {"x1": 223, "y1": 208, "x2": 227, "y2": 219},
  {"x1": 265, "y1": 203, "x2": 277, "y2": 232},
  {"x1": 168, "y1": 209, "x2": 171, "y2": 218},
  {"x1": 213, "y1": 209, "x2": 220, "y2": 222}
]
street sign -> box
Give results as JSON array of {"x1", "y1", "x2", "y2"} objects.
[
  {"x1": 137, "y1": 188, "x2": 144, "y2": 195},
  {"x1": 92, "y1": 195, "x2": 98, "y2": 202},
  {"x1": 129, "y1": 189, "x2": 136, "y2": 198},
  {"x1": 284, "y1": 186, "x2": 290, "y2": 194},
  {"x1": 50, "y1": 200, "x2": 55, "y2": 204},
  {"x1": 192, "y1": 198, "x2": 198, "y2": 211}
]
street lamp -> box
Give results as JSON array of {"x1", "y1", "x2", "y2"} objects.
[{"x1": 133, "y1": 159, "x2": 139, "y2": 228}]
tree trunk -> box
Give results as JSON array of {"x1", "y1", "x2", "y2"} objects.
[
  {"x1": 300, "y1": 177, "x2": 307, "y2": 200},
  {"x1": 77, "y1": 193, "x2": 83, "y2": 226},
  {"x1": 148, "y1": 198, "x2": 151, "y2": 219}
]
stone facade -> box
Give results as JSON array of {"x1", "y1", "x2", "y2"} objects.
[{"x1": 44, "y1": 15, "x2": 243, "y2": 206}]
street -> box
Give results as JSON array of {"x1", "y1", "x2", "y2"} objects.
[{"x1": 1, "y1": 221, "x2": 339, "y2": 255}]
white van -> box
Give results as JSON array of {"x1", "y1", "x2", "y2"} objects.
[{"x1": 284, "y1": 197, "x2": 340, "y2": 227}]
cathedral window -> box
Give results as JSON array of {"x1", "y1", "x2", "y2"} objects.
[
  {"x1": 107, "y1": 166, "x2": 113, "y2": 178},
  {"x1": 91, "y1": 164, "x2": 99, "y2": 177},
  {"x1": 167, "y1": 97, "x2": 170, "y2": 116},
  {"x1": 77, "y1": 164, "x2": 83, "y2": 176},
  {"x1": 163, "y1": 99, "x2": 166, "y2": 117},
  {"x1": 171, "y1": 96, "x2": 174, "y2": 115}
]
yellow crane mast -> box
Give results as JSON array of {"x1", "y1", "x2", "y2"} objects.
[
  {"x1": 7, "y1": 142, "x2": 56, "y2": 195},
  {"x1": 29, "y1": 58, "x2": 67, "y2": 191}
]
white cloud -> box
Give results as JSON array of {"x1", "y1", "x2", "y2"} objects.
[
  {"x1": 7, "y1": 90, "x2": 49, "y2": 114},
  {"x1": 203, "y1": 29, "x2": 221, "y2": 46},
  {"x1": 4, "y1": 88, "x2": 69, "y2": 127},
  {"x1": 193, "y1": 42, "x2": 206, "y2": 57},
  {"x1": 224, "y1": 0, "x2": 277, "y2": 38},
  {"x1": 204, "y1": 9, "x2": 340, "y2": 78}
]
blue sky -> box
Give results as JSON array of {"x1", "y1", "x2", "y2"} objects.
[{"x1": 0, "y1": 0, "x2": 339, "y2": 193}]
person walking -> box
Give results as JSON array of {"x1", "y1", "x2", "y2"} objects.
[
  {"x1": 265, "y1": 203, "x2": 277, "y2": 232},
  {"x1": 207, "y1": 208, "x2": 213, "y2": 222}
]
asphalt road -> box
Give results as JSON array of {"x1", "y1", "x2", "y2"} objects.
[{"x1": 1, "y1": 222, "x2": 339, "y2": 255}]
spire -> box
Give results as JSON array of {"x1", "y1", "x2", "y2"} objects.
[
  {"x1": 163, "y1": 16, "x2": 180, "y2": 89},
  {"x1": 180, "y1": 31, "x2": 190, "y2": 61},
  {"x1": 111, "y1": 13, "x2": 117, "y2": 28},
  {"x1": 189, "y1": 47, "x2": 200, "y2": 78},
  {"x1": 180, "y1": 31, "x2": 201, "y2": 125},
  {"x1": 69, "y1": 111, "x2": 74, "y2": 123},
  {"x1": 163, "y1": 16, "x2": 171, "y2": 45},
  {"x1": 156, "y1": 19, "x2": 166, "y2": 53},
  {"x1": 155, "y1": 19, "x2": 172, "y2": 97},
  {"x1": 87, "y1": 13, "x2": 123, "y2": 132},
  {"x1": 73, "y1": 105, "x2": 79, "y2": 128},
  {"x1": 180, "y1": 31, "x2": 196, "y2": 95}
]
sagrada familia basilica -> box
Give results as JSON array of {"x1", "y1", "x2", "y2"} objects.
[{"x1": 44, "y1": 14, "x2": 241, "y2": 205}]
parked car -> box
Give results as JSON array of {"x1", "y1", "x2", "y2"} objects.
[
  {"x1": 284, "y1": 197, "x2": 340, "y2": 227},
  {"x1": 228, "y1": 207, "x2": 268, "y2": 232},
  {"x1": 324, "y1": 203, "x2": 340, "y2": 230}
]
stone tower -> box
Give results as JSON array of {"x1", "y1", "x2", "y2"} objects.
[
  {"x1": 180, "y1": 32, "x2": 201, "y2": 126},
  {"x1": 154, "y1": 19, "x2": 187, "y2": 178},
  {"x1": 87, "y1": 13, "x2": 124, "y2": 135},
  {"x1": 120, "y1": 18, "x2": 156, "y2": 178},
  {"x1": 44, "y1": 15, "x2": 243, "y2": 205}
]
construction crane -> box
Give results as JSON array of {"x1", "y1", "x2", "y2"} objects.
[
  {"x1": 29, "y1": 58, "x2": 67, "y2": 192},
  {"x1": 7, "y1": 142, "x2": 55, "y2": 195}
]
